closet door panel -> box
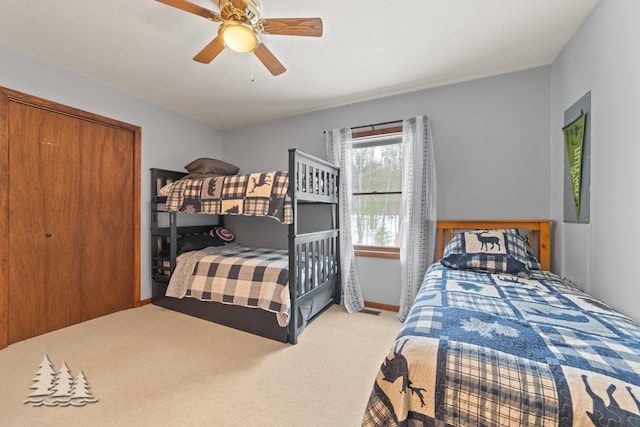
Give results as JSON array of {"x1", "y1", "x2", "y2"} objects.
[
  {"x1": 76, "y1": 121, "x2": 134, "y2": 321},
  {"x1": 7, "y1": 102, "x2": 134, "y2": 343},
  {"x1": 8, "y1": 103, "x2": 83, "y2": 341}
]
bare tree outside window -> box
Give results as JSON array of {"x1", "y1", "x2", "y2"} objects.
[{"x1": 351, "y1": 135, "x2": 402, "y2": 248}]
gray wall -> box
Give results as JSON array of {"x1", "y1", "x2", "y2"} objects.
[
  {"x1": 0, "y1": 44, "x2": 225, "y2": 301},
  {"x1": 223, "y1": 67, "x2": 551, "y2": 306},
  {"x1": 550, "y1": 0, "x2": 640, "y2": 321}
]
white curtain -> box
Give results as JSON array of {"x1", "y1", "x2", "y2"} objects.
[
  {"x1": 398, "y1": 116, "x2": 437, "y2": 322},
  {"x1": 326, "y1": 128, "x2": 365, "y2": 313}
]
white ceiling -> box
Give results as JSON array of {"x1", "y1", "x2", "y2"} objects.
[{"x1": 0, "y1": 0, "x2": 598, "y2": 130}]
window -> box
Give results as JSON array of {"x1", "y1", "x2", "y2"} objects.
[{"x1": 351, "y1": 126, "x2": 402, "y2": 259}]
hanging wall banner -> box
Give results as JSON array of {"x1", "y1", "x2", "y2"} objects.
[
  {"x1": 563, "y1": 112, "x2": 586, "y2": 221},
  {"x1": 563, "y1": 91, "x2": 591, "y2": 224}
]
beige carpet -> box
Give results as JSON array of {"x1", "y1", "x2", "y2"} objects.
[{"x1": 0, "y1": 304, "x2": 402, "y2": 427}]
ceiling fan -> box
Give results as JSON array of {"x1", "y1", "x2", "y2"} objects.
[{"x1": 156, "y1": 0, "x2": 323, "y2": 76}]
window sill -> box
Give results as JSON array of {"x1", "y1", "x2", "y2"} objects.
[{"x1": 354, "y1": 245, "x2": 400, "y2": 260}]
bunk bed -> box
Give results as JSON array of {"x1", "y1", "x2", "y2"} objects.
[
  {"x1": 150, "y1": 149, "x2": 340, "y2": 344},
  {"x1": 363, "y1": 220, "x2": 640, "y2": 427}
]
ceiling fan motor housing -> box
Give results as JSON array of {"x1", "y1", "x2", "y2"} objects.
[
  {"x1": 220, "y1": 0, "x2": 261, "y2": 25},
  {"x1": 244, "y1": 0, "x2": 261, "y2": 25}
]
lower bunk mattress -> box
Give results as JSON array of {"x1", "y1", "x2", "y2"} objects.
[
  {"x1": 156, "y1": 243, "x2": 334, "y2": 339},
  {"x1": 167, "y1": 244, "x2": 292, "y2": 326},
  {"x1": 363, "y1": 264, "x2": 640, "y2": 426}
]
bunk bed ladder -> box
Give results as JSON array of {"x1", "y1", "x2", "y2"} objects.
[{"x1": 287, "y1": 149, "x2": 341, "y2": 344}]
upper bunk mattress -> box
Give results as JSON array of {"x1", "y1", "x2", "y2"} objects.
[{"x1": 164, "y1": 171, "x2": 292, "y2": 224}]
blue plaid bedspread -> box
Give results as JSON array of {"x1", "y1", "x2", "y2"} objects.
[{"x1": 363, "y1": 264, "x2": 640, "y2": 426}]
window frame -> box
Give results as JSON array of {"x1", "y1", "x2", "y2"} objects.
[{"x1": 351, "y1": 125, "x2": 403, "y2": 259}]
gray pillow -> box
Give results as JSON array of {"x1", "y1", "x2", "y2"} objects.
[{"x1": 184, "y1": 158, "x2": 239, "y2": 176}]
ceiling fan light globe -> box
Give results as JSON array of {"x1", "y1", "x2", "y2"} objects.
[{"x1": 222, "y1": 23, "x2": 257, "y2": 53}]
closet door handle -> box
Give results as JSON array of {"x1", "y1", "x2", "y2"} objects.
[{"x1": 45, "y1": 233, "x2": 52, "y2": 238}]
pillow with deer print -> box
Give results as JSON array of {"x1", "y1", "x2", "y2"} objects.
[{"x1": 440, "y1": 229, "x2": 532, "y2": 277}]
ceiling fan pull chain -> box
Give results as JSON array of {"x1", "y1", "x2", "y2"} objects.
[{"x1": 251, "y1": 54, "x2": 255, "y2": 82}]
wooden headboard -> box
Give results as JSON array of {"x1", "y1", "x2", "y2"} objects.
[{"x1": 436, "y1": 220, "x2": 551, "y2": 271}]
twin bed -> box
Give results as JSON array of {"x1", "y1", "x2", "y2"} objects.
[
  {"x1": 363, "y1": 220, "x2": 640, "y2": 427},
  {"x1": 150, "y1": 149, "x2": 340, "y2": 344}
]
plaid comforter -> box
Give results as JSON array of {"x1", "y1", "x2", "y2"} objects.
[
  {"x1": 166, "y1": 244, "x2": 290, "y2": 326},
  {"x1": 363, "y1": 264, "x2": 640, "y2": 426},
  {"x1": 164, "y1": 171, "x2": 292, "y2": 224}
]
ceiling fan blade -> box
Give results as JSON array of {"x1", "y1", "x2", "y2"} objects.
[
  {"x1": 260, "y1": 18, "x2": 323, "y2": 37},
  {"x1": 156, "y1": 0, "x2": 219, "y2": 21},
  {"x1": 193, "y1": 36, "x2": 226, "y2": 63},
  {"x1": 253, "y1": 43, "x2": 286, "y2": 76}
]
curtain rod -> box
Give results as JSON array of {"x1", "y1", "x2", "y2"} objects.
[
  {"x1": 323, "y1": 119, "x2": 402, "y2": 134},
  {"x1": 351, "y1": 119, "x2": 402, "y2": 132}
]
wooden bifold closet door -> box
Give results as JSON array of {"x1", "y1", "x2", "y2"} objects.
[{"x1": 0, "y1": 88, "x2": 141, "y2": 347}]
